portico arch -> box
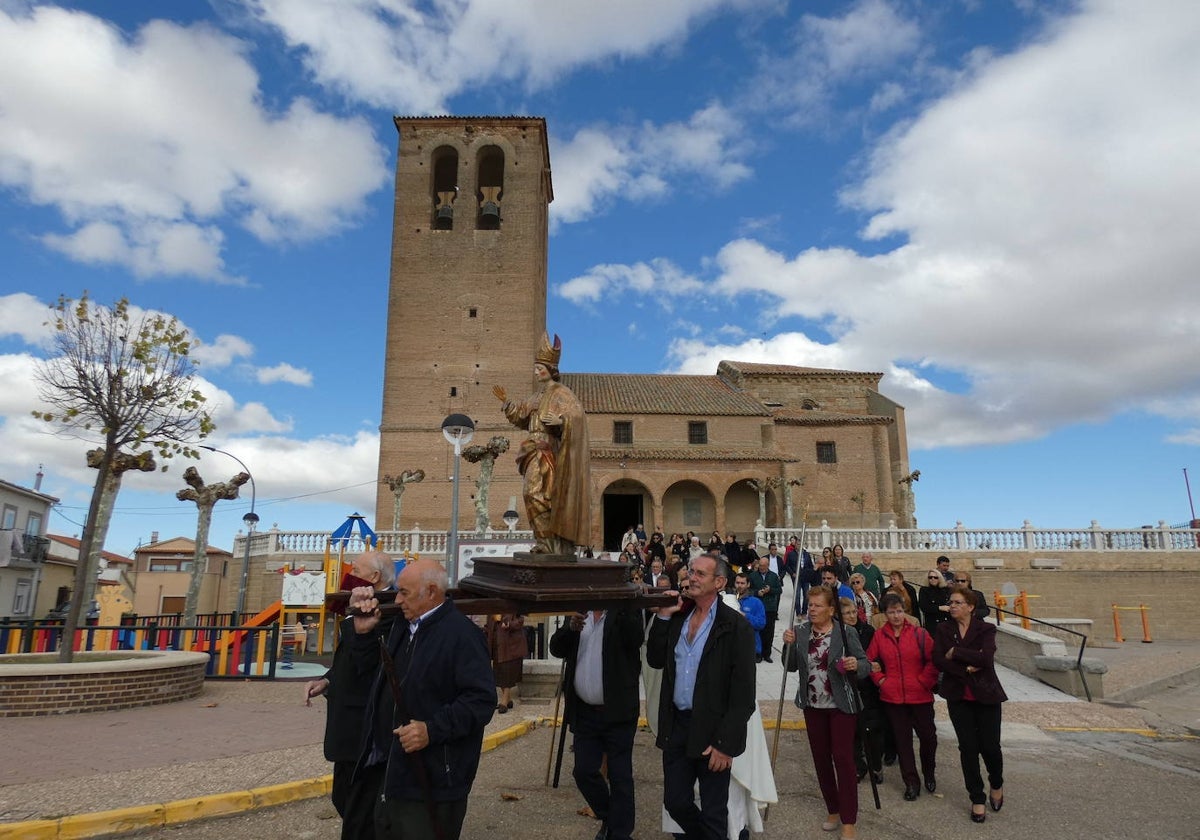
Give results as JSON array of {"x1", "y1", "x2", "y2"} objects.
[
  {"x1": 662, "y1": 479, "x2": 717, "y2": 540},
  {"x1": 601, "y1": 477, "x2": 653, "y2": 552}
]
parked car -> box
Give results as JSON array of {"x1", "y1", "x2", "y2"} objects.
[{"x1": 45, "y1": 600, "x2": 100, "y2": 621}]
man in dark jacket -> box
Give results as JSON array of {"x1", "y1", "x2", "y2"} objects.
[
  {"x1": 304, "y1": 550, "x2": 396, "y2": 840},
  {"x1": 748, "y1": 555, "x2": 783, "y2": 664},
  {"x1": 647, "y1": 554, "x2": 756, "y2": 840},
  {"x1": 349, "y1": 559, "x2": 495, "y2": 840},
  {"x1": 549, "y1": 607, "x2": 644, "y2": 840}
]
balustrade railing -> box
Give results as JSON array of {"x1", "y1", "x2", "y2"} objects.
[
  {"x1": 758, "y1": 519, "x2": 1199, "y2": 553},
  {"x1": 231, "y1": 520, "x2": 1199, "y2": 558}
]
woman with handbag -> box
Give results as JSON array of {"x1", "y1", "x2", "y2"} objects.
[
  {"x1": 783, "y1": 585, "x2": 870, "y2": 840},
  {"x1": 933, "y1": 589, "x2": 1007, "y2": 823}
]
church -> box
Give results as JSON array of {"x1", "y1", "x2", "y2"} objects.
[{"x1": 375, "y1": 116, "x2": 914, "y2": 551}]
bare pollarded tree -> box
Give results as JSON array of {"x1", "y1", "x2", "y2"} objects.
[
  {"x1": 461, "y1": 436, "x2": 510, "y2": 534},
  {"x1": 177, "y1": 466, "x2": 249, "y2": 623},
  {"x1": 32, "y1": 293, "x2": 213, "y2": 661}
]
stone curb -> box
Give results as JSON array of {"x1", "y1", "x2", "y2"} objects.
[{"x1": 3, "y1": 712, "x2": 1144, "y2": 838}]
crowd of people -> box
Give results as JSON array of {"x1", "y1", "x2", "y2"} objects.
[{"x1": 304, "y1": 542, "x2": 1006, "y2": 840}]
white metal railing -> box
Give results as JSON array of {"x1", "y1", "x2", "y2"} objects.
[
  {"x1": 756, "y1": 519, "x2": 1200, "y2": 553},
  {"x1": 231, "y1": 519, "x2": 1200, "y2": 557},
  {"x1": 234, "y1": 526, "x2": 535, "y2": 557}
]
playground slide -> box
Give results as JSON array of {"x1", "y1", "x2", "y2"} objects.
[{"x1": 200, "y1": 600, "x2": 282, "y2": 653}]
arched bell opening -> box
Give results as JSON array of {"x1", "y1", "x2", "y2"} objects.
[
  {"x1": 431, "y1": 146, "x2": 458, "y2": 230},
  {"x1": 476, "y1": 146, "x2": 504, "y2": 230}
]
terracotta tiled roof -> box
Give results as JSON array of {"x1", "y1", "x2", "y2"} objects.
[
  {"x1": 562, "y1": 374, "x2": 770, "y2": 416},
  {"x1": 593, "y1": 447, "x2": 788, "y2": 462},
  {"x1": 137, "y1": 536, "x2": 233, "y2": 557},
  {"x1": 47, "y1": 534, "x2": 133, "y2": 565},
  {"x1": 771, "y1": 409, "x2": 892, "y2": 426},
  {"x1": 718, "y1": 361, "x2": 883, "y2": 378}
]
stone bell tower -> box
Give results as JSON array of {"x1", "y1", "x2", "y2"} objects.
[{"x1": 376, "y1": 116, "x2": 552, "y2": 535}]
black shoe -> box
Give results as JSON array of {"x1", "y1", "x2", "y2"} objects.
[
  {"x1": 755, "y1": 655, "x2": 763, "y2": 663},
  {"x1": 856, "y1": 768, "x2": 867, "y2": 782},
  {"x1": 594, "y1": 824, "x2": 610, "y2": 840},
  {"x1": 883, "y1": 754, "x2": 897, "y2": 767},
  {"x1": 989, "y1": 791, "x2": 1004, "y2": 812},
  {"x1": 870, "y1": 770, "x2": 883, "y2": 784},
  {"x1": 763, "y1": 655, "x2": 773, "y2": 663},
  {"x1": 971, "y1": 808, "x2": 987, "y2": 823},
  {"x1": 738, "y1": 829, "x2": 750, "y2": 840},
  {"x1": 925, "y1": 776, "x2": 936, "y2": 793},
  {"x1": 903, "y1": 785, "x2": 920, "y2": 801}
]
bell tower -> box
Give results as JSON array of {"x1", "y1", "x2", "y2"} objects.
[{"x1": 376, "y1": 116, "x2": 552, "y2": 533}]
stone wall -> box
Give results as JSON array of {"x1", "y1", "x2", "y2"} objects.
[
  {"x1": 0, "y1": 651, "x2": 208, "y2": 717},
  {"x1": 857, "y1": 551, "x2": 1200, "y2": 640}
]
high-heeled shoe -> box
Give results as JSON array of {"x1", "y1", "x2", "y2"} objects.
[
  {"x1": 989, "y1": 789, "x2": 1004, "y2": 812},
  {"x1": 821, "y1": 815, "x2": 839, "y2": 831},
  {"x1": 970, "y1": 805, "x2": 986, "y2": 823}
]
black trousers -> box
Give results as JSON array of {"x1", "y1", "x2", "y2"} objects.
[
  {"x1": 374, "y1": 795, "x2": 468, "y2": 840},
  {"x1": 760, "y1": 611, "x2": 778, "y2": 660},
  {"x1": 335, "y1": 761, "x2": 383, "y2": 840},
  {"x1": 572, "y1": 702, "x2": 637, "y2": 840},
  {"x1": 947, "y1": 700, "x2": 1004, "y2": 805},
  {"x1": 661, "y1": 708, "x2": 731, "y2": 840}
]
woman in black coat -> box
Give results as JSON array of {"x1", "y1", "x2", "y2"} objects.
[
  {"x1": 933, "y1": 589, "x2": 1008, "y2": 823},
  {"x1": 918, "y1": 569, "x2": 951, "y2": 635}
]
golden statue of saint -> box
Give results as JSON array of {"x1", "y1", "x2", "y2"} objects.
[{"x1": 493, "y1": 333, "x2": 591, "y2": 555}]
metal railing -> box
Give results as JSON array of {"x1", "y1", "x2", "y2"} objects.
[
  {"x1": 0, "y1": 618, "x2": 281, "y2": 679},
  {"x1": 992, "y1": 604, "x2": 1093, "y2": 702}
]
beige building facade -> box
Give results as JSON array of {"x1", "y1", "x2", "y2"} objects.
[{"x1": 376, "y1": 116, "x2": 913, "y2": 551}]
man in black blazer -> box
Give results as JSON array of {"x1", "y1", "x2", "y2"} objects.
[
  {"x1": 647, "y1": 554, "x2": 756, "y2": 840},
  {"x1": 304, "y1": 550, "x2": 396, "y2": 840},
  {"x1": 549, "y1": 607, "x2": 644, "y2": 840}
]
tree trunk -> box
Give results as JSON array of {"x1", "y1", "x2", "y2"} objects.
[
  {"x1": 81, "y1": 468, "x2": 123, "y2": 611},
  {"x1": 474, "y1": 456, "x2": 495, "y2": 534},
  {"x1": 58, "y1": 448, "x2": 114, "y2": 663},
  {"x1": 183, "y1": 502, "x2": 215, "y2": 624}
]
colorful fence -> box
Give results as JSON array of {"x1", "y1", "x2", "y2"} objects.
[{"x1": 0, "y1": 618, "x2": 281, "y2": 679}]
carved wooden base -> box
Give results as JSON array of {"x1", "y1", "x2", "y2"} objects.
[{"x1": 459, "y1": 554, "x2": 637, "y2": 604}]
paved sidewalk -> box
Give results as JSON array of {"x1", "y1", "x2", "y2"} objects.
[{"x1": 3, "y1": 629, "x2": 1198, "y2": 836}]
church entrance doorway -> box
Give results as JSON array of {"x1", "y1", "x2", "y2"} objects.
[{"x1": 603, "y1": 493, "x2": 643, "y2": 552}]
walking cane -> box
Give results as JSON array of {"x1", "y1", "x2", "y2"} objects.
[
  {"x1": 764, "y1": 516, "x2": 809, "y2": 822},
  {"x1": 545, "y1": 629, "x2": 568, "y2": 786},
  {"x1": 836, "y1": 613, "x2": 881, "y2": 810}
]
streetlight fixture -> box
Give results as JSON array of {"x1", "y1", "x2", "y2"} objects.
[
  {"x1": 199, "y1": 445, "x2": 257, "y2": 622},
  {"x1": 502, "y1": 495, "x2": 520, "y2": 533},
  {"x1": 441, "y1": 413, "x2": 475, "y2": 585}
]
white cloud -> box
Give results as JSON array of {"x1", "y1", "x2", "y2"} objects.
[
  {"x1": 551, "y1": 104, "x2": 751, "y2": 227},
  {"x1": 0, "y1": 293, "x2": 54, "y2": 346},
  {"x1": 586, "y1": 1, "x2": 1200, "y2": 450},
  {"x1": 0, "y1": 6, "x2": 389, "y2": 281},
  {"x1": 245, "y1": 0, "x2": 738, "y2": 111},
  {"x1": 192, "y1": 334, "x2": 255, "y2": 369},
  {"x1": 747, "y1": 0, "x2": 924, "y2": 125},
  {"x1": 558, "y1": 258, "x2": 704, "y2": 305},
  {"x1": 255, "y1": 363, "x2": 314, "y2": 387}
]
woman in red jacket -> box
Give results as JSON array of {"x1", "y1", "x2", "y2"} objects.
[{"x1": 866, "y1": 593, "x2": 939, "y2": 802}]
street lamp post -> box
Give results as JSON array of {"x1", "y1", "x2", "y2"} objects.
[
  {"x1": 441, "y1": 414, "x2": 475, "y2": 586},
  {"x1": 200, "y1": 445, "x2": 258, "y2": 623}
]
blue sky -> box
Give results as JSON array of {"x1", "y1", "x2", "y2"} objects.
[{"x1": 1, "y1": 0, "x2": 1199, "y2": 557}]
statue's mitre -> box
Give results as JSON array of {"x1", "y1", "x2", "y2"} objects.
[{"x1": 536, "y1": 332, "x2": 562, "y2": 368}]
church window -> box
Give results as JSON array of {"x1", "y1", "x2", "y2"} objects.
[
  {"x1": 431, "y1": 146, "x2": 458, "y2": 230},
  {"x1": 688, "y1": 421, "x2": 708, "y2": 445},
  {"x1": 449, "y1": 387, "x2": 457, "y2": 397},
  {"x1": 817, "y1": 441, "x2": 837, "y2": 464},
  {"x1": 468, "y1": 308, "x2": 477, "y2": 318},
  {"x1": 476, "y1": 146, "x2": 504, "y2": 230},
  {"x1": 613, "y1": 421, "x2": 633, "y2": 444}
]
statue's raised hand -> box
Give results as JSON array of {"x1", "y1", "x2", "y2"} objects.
[{"x1": 492, "y1": 384, "x2": 507, "y2": 402}]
